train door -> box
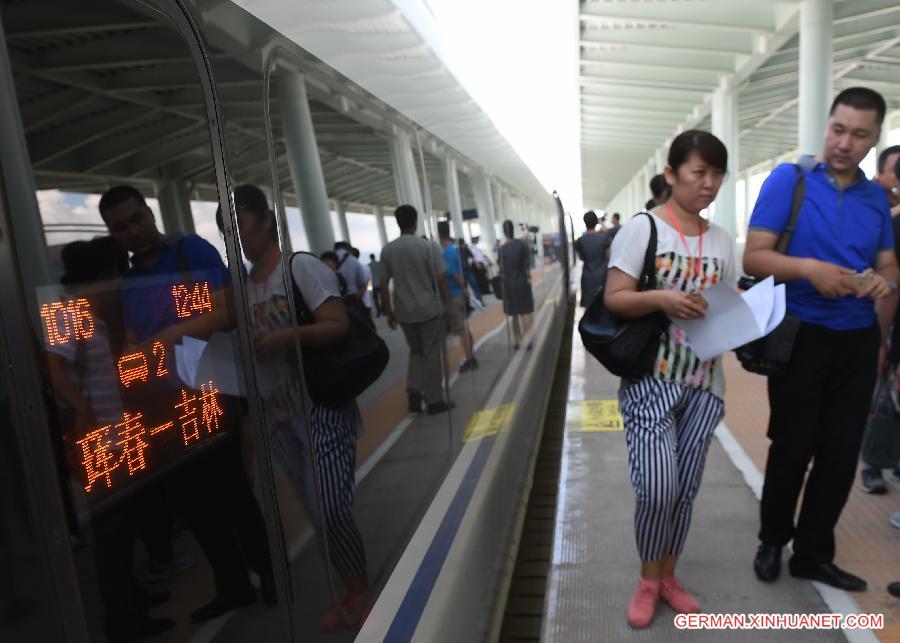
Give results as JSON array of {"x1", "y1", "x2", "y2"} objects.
[{"x1": 0, "y1": 1, "x2": 295, "y2": 640}]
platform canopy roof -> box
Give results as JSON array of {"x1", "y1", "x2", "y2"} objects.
[
  {"x1": 235, "y1": 0, "x2": 555, "y2": 210},
  {"x1": 579, "y1": 0, "x2": 900, "y2": 209}
]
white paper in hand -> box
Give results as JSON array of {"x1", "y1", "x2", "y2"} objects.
[
  {"x1": 195, "y1": 331, "x2": 245, "y2": 397},
  {"x1": 669, "y1": 276, "x2": 786, "y2": 361},
  {"x1": 175, "y1": 336, "x2": 206, "y2": 388}
]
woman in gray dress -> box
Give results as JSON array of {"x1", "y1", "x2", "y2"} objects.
[
  {"x1": 574, "y1": 210, "x2": 610, "y2": 307},
  {"x1": 499, "y1": 219, "x2": 534, "y2": 349}
]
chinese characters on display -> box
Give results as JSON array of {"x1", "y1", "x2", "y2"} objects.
[{"x1": 42, "y1": 281, "x2": 224, "y2": 494}]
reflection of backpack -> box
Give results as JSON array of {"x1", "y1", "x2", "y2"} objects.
[{"x1": 289, "y1": 253, "x2": 388, "y2": 407}]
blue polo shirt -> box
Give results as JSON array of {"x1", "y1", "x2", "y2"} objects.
[
  {"x1": 748, "y1": 158, "x2": 893, "y2": 330},
  {"x1": 122, "y1": 235, "x2": 230, "y2": 342},
  {"x1": 442, "y1": 242, "x2": 463, "y2": 298}
]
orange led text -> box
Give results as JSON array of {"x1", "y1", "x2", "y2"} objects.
[
  {"x1": 77, "y1": 381, "x2": 224, "y2": 493},
  {"x1": 40, "y1": 298, "x2": 95, "y2": 347},
  {"x1": 172, "y1": 281, "x2": 213, "y2": 319}
]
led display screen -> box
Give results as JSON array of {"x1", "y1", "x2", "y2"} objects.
[{"x1": 38, "y1": 276, "x2": 234, "y2": 505}]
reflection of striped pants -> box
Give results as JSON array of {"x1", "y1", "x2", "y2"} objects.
[
  {"x1": 272, "y1": 405, "x2": 367, "y2": 578},
  {"x1": 619, "y1": 377, "x2": 724, "y2": 561}
]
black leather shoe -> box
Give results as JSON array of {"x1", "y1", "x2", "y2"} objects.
[
  {"x1": 190, "y1": 587, "x2": 257, "y2": 622},
  {"x1": 426, "y1": 400, "x2": 455, "y2": 415},
  {"x1": 788, "y1": 556, "x2": 867, "y2": 592},
  {"x1": 754, "y1": 543, "x2": 782, "y2": 582}
]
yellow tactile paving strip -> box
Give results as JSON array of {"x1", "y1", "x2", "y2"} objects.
[{"x1": 723, "y1": 353, "x2": 900, "y2": 642}]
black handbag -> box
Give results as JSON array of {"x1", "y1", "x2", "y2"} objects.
[
  {"x1": 578, "y1": 212, "x2": 667, "y2": 379},
  {"x1": 290, "y1": 253, "x2": 389, "y2": 407},
  {"x1": 861, "y1": 374, "x2": 900, "y2": 470},
  {"x1": 735, "y1": 164, "x2": 805, "y2": 377}
]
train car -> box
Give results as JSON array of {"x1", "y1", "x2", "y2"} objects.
[{"x1": 0, "y1": 1, "x2": 571, "y2": 641}]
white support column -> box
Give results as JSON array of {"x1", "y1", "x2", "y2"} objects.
[
  {"x1": 442, "y1": 157, "x2": 465, "y2": 241},
  {"x1": 375, "y1": 206, "x2": 389, "y2": 249},
  {"x1": 743, "y1": 172, "x2": 753, "y2": 236},
  {"x1": 876, "y1": 124, "x2": 891, "y2": 157},
  {"x1": 712, "y1": 81, "x2": 739, "y2": 240},
  {"x1": 335, "y1": 200, "x2": 350, "y2": 243},
  {"x1": 472, "y1": 173, "x2": 498, "y2": 251},
  {"x1": 655, "y1": 148, "x2": 667, "y2": 173},
  {"x1": 277, "y1": 71, "x2": 335, "y2": 254},
  {"x1": 389, "y1": 127, "x2": 426, "y2": 233},
  {"x1": 157, "y1": 177, "x2": 195, "y2": 234},
  {"x1": 641, "y1": 164, "x2": 653, "y2": 208},
  {"x1": 798, "y1": 0, "x2": 834, "y2": 156}
]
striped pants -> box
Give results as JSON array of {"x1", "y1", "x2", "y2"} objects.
[
  {"x1": 271, "y1": 404, "x2": 367, "y2": 578},
  {"x1": 619, "y1": 377, "x2": 724, "y2": 561}
]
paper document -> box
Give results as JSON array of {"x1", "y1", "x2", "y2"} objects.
[
  {"x1": 176, "y1": 332, "x2": 254, "y2": 397},
  {"x1": 670, "y1": 276, "x2": 786, "y2": 361},
  {"x1": 175, "y1": 336, "x2": 206, "y2": 389}
]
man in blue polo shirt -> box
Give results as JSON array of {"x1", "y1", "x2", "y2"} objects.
[
  {"x1": 744, "y1": 88, "x2": 900, "y2": 592},
  {"x1": 100, "y1": 185, "x2": 275, "y2": 622}
]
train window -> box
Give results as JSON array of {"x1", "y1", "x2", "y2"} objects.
[{"x1": 3, "y1": 1, "x2": 291, "y2": 640}]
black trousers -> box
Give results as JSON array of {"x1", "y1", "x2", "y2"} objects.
[
  {"x1": 372, "y1": 287, "x2": 383, "y2": 316},
  {"x1": 759, "y1": 322, "x2": 879, "y2": 563}
]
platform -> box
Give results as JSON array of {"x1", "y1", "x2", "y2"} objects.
[{"x1": 541, "y1": 311, "x2": 897, "y2": 641}]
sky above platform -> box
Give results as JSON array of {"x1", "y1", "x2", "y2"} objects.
[{"x1": 401, "y1": 0, "x2": 584, "y2": 215}]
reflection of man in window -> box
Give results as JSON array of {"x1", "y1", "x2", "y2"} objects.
[
  {"x1": 99, "y1": 185, "x2": 230, "y2": 350},
  {"x1": 99, "y1": 185, "x2": 275, "y2": 623}
]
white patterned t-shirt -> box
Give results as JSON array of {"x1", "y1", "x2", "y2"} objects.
[{"x1": 608, "y1": 210, "x2": 737, "y2": 399}]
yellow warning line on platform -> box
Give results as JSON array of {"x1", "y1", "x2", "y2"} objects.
[
  {"x1": 566, "y1": 399, "x2": 623, "y2": 432},
  {"x1": 464, "y1": 403, "x2": 514, "y2": 442}
]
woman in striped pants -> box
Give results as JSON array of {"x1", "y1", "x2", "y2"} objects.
[
  {"x1": 221, "y1": 185, "x2": 369, "y2": 630},
  {"x1": 604, "y1": 131, "x2": 736, "y2": 628}
]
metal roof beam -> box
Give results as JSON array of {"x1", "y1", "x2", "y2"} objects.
[
  {"x1": 24, "y1": 30, "x2": 198, "y2": 74},
  {"x1": 20, "y1": 88, "x2": 95, "y2": 133},
  {"x1": 834, "y1": 0, "x2": 900, "y2": 25},
  {"x1": 580, "y1": 49, "x2": 737, "y2": 74},
  {"x1": 128, "y1": 134, "x2": 215, "y2": 178},
  {"x1": 579, "y1": 11, "x2": 773, "y2": 35},
  {"x1": 580, "y1": 25, "x2": 755, "y2": 56},
  {"x1": 2, "y1": 0, "x2": 157, "y2": 38},
  {"x1": 81, "y1": 120, "x2": 201, "y2": 174},
  {"x1": 579, "y1": 76, "x2": 718, "y2": 93},
  {"x1": 27, "y1": 105, "x2": 147, "y2": 166},
  {"x1": 581, "y1": 83, "x2": 707, "y2": 103}
]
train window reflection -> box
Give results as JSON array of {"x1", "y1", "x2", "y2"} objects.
[{"x1": 6, "y1": 1, "x2": 284, "y2": 640}]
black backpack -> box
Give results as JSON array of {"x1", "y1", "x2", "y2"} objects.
[{"x1": 289, "y1": 252, "x2": 389, "y2": 407}]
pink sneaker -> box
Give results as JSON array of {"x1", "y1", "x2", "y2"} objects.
[
  {"x1": 660, "y1": 576, "x2": 700, "y2": 613},
  {"x1": 627, "y1": 579, "x2": 660, "y2": 629}
]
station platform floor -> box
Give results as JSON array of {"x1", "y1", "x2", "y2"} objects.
[{"x1": 542, "y1": 306, "x2": 900, "y2": 641}]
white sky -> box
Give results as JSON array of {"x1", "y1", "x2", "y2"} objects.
[{"x1": 412, "y1": 0, "x2": 583, "y2": 215}]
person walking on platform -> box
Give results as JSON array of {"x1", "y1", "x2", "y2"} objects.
[
  {"x1": 369, "y1": 253, "x2": 383, "y2": 317},
  {"x1": 217, "y1": 185, "x2": 370, "y2": 629},
  {"x1": 604, "y1": 131, "x2": 736, "y2": 628},
  {"x1": 745, "y1": 87, "x2": 899, "y2": 592},
  {"x1": 499, "y1": 219, "x2": 535, "y2": 349},
  {"x1": 439, "y1": 224, "x2": 477, "y2": 371},
  {"x1": 380, "y1": 205, "x2": 454, "y2": 415},
  {"x1": 468, "y1": 236, "x2": 492, "y2": 296},
  {"x1": 859, "y1": 144, "x2": 900, "y2": 495},
  {"x1": 574, "y1": 210, "x2": 610, "y2": 307}
]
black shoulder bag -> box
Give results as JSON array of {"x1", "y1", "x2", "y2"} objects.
[
  {"x1": 289, "y1": 252, "x2": 389, "y2": 407},
  {"x1": 735, "y1": 164, "x2": 805, "y2": 376},
  {"x1": 578, "y1": 212, "x2": 667, "y2": 379}
]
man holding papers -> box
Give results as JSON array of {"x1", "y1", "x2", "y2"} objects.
[{"x1": 744, "y1": 88, "x2": 900, "y2": 592}]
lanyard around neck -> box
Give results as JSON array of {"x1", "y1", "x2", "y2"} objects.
[{"x1": 663, "y1": 202, "x2": 704, "y2": 282}]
